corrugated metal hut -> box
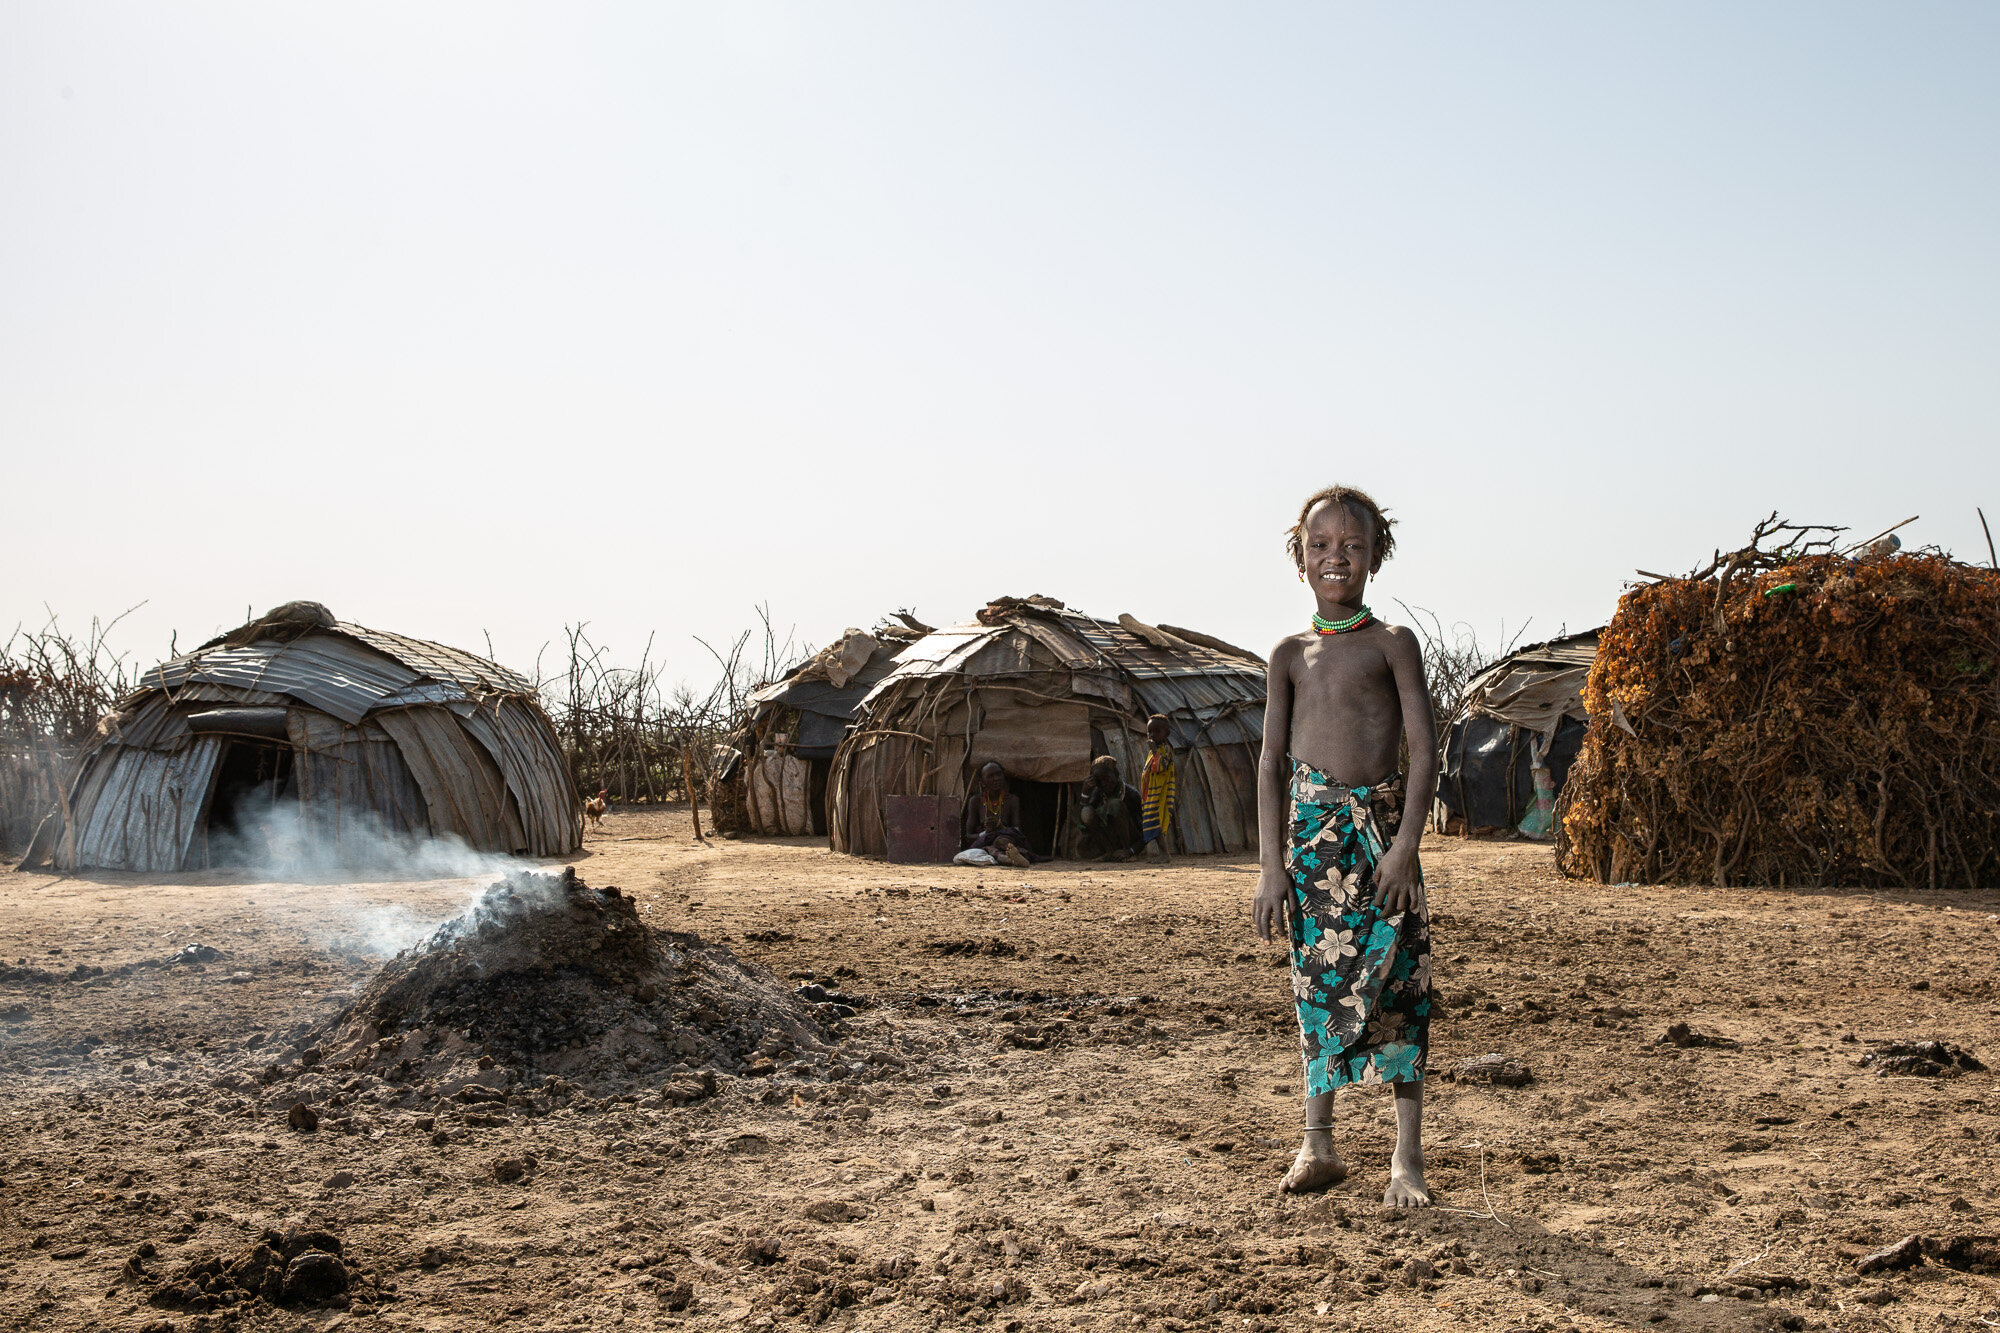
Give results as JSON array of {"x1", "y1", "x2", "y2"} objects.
[
  {"x1": 739, "y1": 622, "x2": 924, "y2": 837},
  {"x1": 24, "y1": 602, "x2": 578, "y2": 872},
  {"x1": 1436, "y1": 630, "x2": 1600, "y2": 839},
  {"x1": 828, "y1": 596, "x2": 1267, "y2": 859}
]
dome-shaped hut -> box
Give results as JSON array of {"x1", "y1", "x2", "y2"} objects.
[
  {"x1": 25, "y1": 602, "x2": 578, "y2": 872},
  {"x1": 1436, "y1": 629, "x2": 1601, "y2": 840},
  {"x1": 829, "y1": 596, "x2": 1267, "y2": 860},
  {"x1": 734, "y1": 620, "x2": 926, "y2": 837}
]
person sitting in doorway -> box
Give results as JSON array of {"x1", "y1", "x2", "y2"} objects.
[
  {"x1": 1077, "y1": 755, "x2": 1145, "y2": 861},
  {"x1": 962, "y1": 761, "x2": 1036, "y2": 867}
]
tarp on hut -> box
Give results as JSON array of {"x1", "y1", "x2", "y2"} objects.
[
  {"x1": 1437, "y1": 630, "x2": 1600, "y2": 839},
  {"x1": 828, "y1": 596, "x2": 1267, "y2": 859},
  {"x1": 23, "y1": 602, "x2": 578, "y2": 871}
]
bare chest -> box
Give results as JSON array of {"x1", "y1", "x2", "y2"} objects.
[{"x1": 1291, "y1": 635, "x2": 1397, "y2": 708}]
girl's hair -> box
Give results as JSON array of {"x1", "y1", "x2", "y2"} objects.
[{"x1": 1285, "y1": 485, "x2": 1395, "y2": 571}]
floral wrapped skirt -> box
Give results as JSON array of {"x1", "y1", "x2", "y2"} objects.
[{"x1": 1285, "y1": 759, "x2": 1431, "y2": 1093}]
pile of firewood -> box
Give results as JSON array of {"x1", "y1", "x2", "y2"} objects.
[{"x1": 1558, "y1": 516, "x2": 2000, "y2": 889}]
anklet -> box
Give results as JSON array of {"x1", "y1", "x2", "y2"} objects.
[{"x1": 1302, "y1": 1122, "x2": 1334, "y2": 1132}]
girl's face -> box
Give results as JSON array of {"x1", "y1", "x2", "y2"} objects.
[{"x1": 1301, "y1": 500, "x2": 1377, "y2": 604}]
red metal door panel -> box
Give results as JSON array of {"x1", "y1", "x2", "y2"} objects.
[{"x1": 884, "y1": 794, "x2": 963, "y2": 863}]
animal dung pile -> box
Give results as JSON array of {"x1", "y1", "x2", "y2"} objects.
[
  {"x1": 304, "y1": 866, "x2": 826, "y2": 1091},
  {"x1": 1558, "y1": 519, "x2": 2000, "y2": 888},
  {"x1": 140, "y1": 1227, "x2": 388, "y2": 1314}
]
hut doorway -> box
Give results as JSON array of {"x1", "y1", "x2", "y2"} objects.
[
  {"x1": 808, "y1": 758, "x2": 832, "y2": 838},
  {"x1": 1011, "y1": 778, "x2": 1062, "y2": 859},
  {"x1": 205, "y1": 739, "x2": 294, "y2": 864}
]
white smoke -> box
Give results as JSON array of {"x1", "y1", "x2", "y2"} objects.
[{"x1": 208, "y1": 801, "x2": 551, "y2": 956}]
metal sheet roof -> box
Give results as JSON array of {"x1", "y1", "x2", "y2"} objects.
[
  {"x1": 857, "y1": 608, "x2": 1266, "y2": 716},
  {"x1": 334, "y1": 623, "x2": 533, "y2": 694},
  {"x1": 1048, "y1": 609, "x2": 1259, "y2": 679},
  {"x1": 145, "y1": 637, "x2": 419, "y2": 725},
  {"x1": 140, "y1": 622, "x2": 531, "y2": 726},
  {"x1": 859, "y1": 625, "x2": 1000, "y2": 704}
]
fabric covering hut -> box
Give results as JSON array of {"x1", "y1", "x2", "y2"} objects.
[
  {"x1": 829, "y1": 596, "x2": 1267, "y2": 860},
  {"x1": 24, "y1": 602, "x2": 578, "y2": 872},
  {"x1": 1436, "y1": 630, "x2": 1600, "y2": 840},
  {"x1": 737, "y1": 620, "x2": 926, "y2": 836}
]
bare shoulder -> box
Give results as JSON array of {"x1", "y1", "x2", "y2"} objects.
[
  {"x1": 1269, "y1": 633, "x2": 1311, "y2": 669},
  {"x1": 1375, "y1": 621, "x2": 1424, "y2": 663}
]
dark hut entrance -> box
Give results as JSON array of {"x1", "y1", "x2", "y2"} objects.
[
  {"x1": 807, "y1": 758, "x2": 833, "y2": 838},
  {"x1": 1009, "y1": 778, "x2": 1063, "y2": 858},
  {"x1": 204, "y1": 739, "x2": 293, "y2": 865}
]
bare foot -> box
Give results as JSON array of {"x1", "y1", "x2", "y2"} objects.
[
  {"x1": 1383, "y1": 1160, "x2": 1433, "y2": 1208},
  {"x1": 1002, "y1": 844, "x2": 1031, "y2": 868},
  {"x1": 1280, "y1": 1137, "x2": 1348, "y2": 1193}
]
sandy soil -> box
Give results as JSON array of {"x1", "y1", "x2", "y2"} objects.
[{"x1": 2, "y1": 806, "x2": 1997, "y2": 1333}]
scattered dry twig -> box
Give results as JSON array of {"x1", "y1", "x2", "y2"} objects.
[{"x1": 1435, "y1": 1139, "x2": 1510, "y2": 1229}]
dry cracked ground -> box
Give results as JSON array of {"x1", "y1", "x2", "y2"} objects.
[{"x1": 2, "y1": 807, "x2": 1997, "y2": 1333}]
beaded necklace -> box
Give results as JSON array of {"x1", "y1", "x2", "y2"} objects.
[{"x1": 1311, "y1": 605, "x2": 1374, "y2": 635}]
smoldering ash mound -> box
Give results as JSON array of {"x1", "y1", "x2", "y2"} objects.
[{"x1": 301, "y1": 867, "x2": 828, "y2": 1094}]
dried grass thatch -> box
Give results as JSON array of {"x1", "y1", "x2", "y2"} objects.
[{"x1": 1557, "y1": 517, "x2": 2000, "y2": 889}]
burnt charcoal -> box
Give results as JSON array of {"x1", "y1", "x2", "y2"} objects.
[{"x1": 1860, "y1": 1040, "x2": 1984, "y2": 1078}]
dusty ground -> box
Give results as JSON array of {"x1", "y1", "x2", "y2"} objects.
[{"x1": 2, "y1": 806, "x2": 1997, "y2": 1333}]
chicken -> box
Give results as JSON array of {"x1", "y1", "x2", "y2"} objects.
[{"x1": 584, "y1": 788, "x2": 609, "y2": 831}]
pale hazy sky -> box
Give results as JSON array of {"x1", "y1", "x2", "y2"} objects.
[{"x1": 6, "y1": 3, "x2": 1998, "y2": 690}]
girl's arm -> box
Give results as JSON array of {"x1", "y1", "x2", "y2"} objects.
[
  {"x1": 1372, "y1": 626, "x2": 1437, "y2": 914},
  {"x1": 1251, "y1": 641, "x2": 1297, "y2": 941}
]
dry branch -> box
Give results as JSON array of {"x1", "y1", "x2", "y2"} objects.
[{"x1": 1557, "y1": 518, "x2": 2000, "y2": 888}]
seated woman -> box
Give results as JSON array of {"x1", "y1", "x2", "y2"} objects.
[
  {"x1": 962, "y1": 761, "x2": 1036, "y2": 866},
  {"x1": 1078, "y1": 755, "x2": 1145, "y2": 861}
]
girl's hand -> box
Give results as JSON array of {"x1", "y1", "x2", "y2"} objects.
[
  {"x1": 1371, "y1": 848, "x2": 1426, "y2": 917},
  {"x1": 1252, "y1": 870, "x2": 1290, "y2": 942}
]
